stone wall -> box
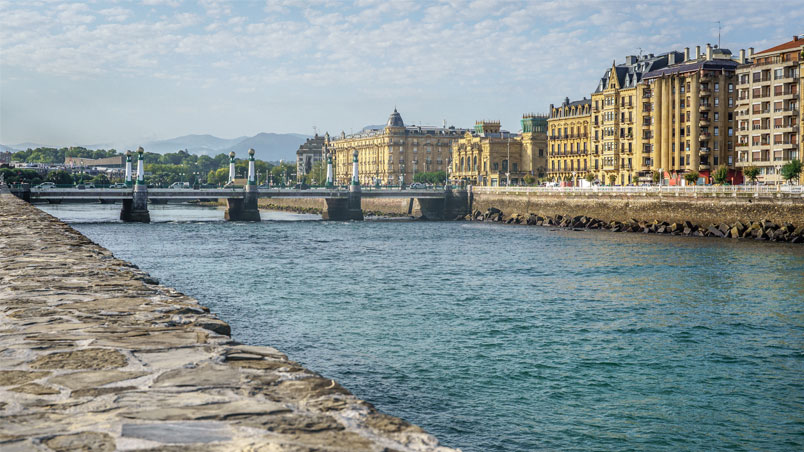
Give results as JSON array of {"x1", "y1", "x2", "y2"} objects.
[
  {"x1": 0, "y1": 191, "x2": 456, "y2": 452},
  {"x1": 471, "y1": 191, "x2": 804, "y2": 226},
  {"x1": 259, "y1": 197, "x2": 418, "y2": 217}
]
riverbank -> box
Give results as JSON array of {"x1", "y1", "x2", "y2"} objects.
[{"x1": 0, "y1": 191, "x2": 456, "y2": 451}]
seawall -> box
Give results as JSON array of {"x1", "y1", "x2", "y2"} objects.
[
  {"x1": 471, "y1": 190, "x2": 804, "y2": 226},
  {"x1": 257, "y1": 197, "x2": 419, "y2": 217},
  {"x1": 0, "y1": 191, "x2": 457, "y2": 452}
]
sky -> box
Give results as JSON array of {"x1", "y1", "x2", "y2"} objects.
[{"x1": 1, "y1": 0, "x2": 803, "y2": 148}]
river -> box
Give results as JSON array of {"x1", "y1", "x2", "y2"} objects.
[{"x1": 38, "y1": 203, "x2": 804, "y2": 452}]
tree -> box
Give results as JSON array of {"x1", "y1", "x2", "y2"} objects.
[
  {"x1": 523, "y1": 174, "x2": 536, "y2": 186},
  {"x1": 91, "y1": 174, "x2": 110, "y2": 186},
  {"x1": 585, "y1": 173, "x2": 595, "y2": 184},
  {"x1": 781, "y1": 159, "x2": 802, "y2": 184},
  {"x1": 684, "y1": 171, "x2": 699, "y2": 185},
  {"x1": 608, "y1": 174, "x2": 617, "y2": 186},
  {"x1": 713, "y1": 165, "x2": 729, "y2": 185},
  {"x1": 652, "y1": 170, "x2": 661, "y2": 184},
  {"x1": 743, "y1": 166, "x2": 760, "y2": 184},
  {"x1": 46, "y1": 170, "x2": 74, "y2": 185}
]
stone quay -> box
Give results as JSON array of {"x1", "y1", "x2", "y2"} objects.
[{"x1": 0, "y1": 190, "x2": 457, "y2": 452}]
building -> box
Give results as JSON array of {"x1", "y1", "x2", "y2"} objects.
[
  {"x1": 295, "y1": 134, "x2": 326, "y2": 180},
  {"x1": 643, "y1": 44, "x2": 743, "y2": 184},
  {"x1": 547, "y1": 97, "x2": 592, "y2": 184},
  {"x1": 590, "y1": 52, "x2": 681, "y2": 185},
  {"x1": 735, "y1": 36, "x2": 803, "y2": 184},
  {"x1": 451, "y1": 120, "x2": 545, "y2": 186},
  {"x1": 64, "y1": 155, "x2": 124, "y2": 168},
  {"x1": 331, "y1": 108, "x2": 468, "y2": 185},
  {"x1": 0, "y1": 151, "x2": 11, "y2": 164},
  {"x1": 519, "y1": 114, "x2": 549, "y2": 179}
]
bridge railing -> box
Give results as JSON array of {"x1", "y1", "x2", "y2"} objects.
[{"x1": 471, "y1": 184, "x2": 804, "y2": 196}]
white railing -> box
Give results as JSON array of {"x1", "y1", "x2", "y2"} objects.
[{"x1": 471, "y1": 185, "x2": 803, "y2": 196}]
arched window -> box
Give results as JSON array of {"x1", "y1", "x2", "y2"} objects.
[
  {"x1": 460, "y1": 157, "x2": 465, "y2": 171},
  {"x1": 473, "y1": 156, "x2": 477, "y2": 171}
]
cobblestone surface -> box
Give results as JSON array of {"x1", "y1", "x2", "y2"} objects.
[{"x1": 0, "y1": 191, "x2": 457, "y2": 452}]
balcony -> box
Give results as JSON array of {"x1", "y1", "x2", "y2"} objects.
[
  {"x1": 779, "y1": 90, "x2": 799, "y2": 100},
  {"x1": 699, "y1": 118, "x2": 710, "y2": 127},
  {"x1": 699, "y1": 133, "x2": 710, "y2": 141},
  {"x1": 699, "y1": 89, "x2": 710, "y2": 97},
  {"x1": 699, "y1": 104, "x2": 710, "y2": 112},
  {"x1": 699, "y1": 147, "x2": 711, "y2": 154}
]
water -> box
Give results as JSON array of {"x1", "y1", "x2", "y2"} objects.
[{"x1": 39, "y1": 203, "x2": 804, "y2": 451}]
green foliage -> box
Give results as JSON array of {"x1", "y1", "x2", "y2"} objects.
[
  {"x1": 608, "y1": 174, "x2": 617, "y2": 185},
  {"x1": 524, "y1": 174, "x2": 537, "y2": 186},
  {"x1": 713, "y1": 165, "x2": 729, "y2": 185},
  {"x1": 46, "y1": 170, "x2": 74, "y2": 185},
  {"x1": 743, "y1": 166, "x2": 760, "y2": 183},
  {"x1": 684, "y1": 171, "x2": 699, "y2": 185},
  {"x1": 652, "y1": 171, "x2": 661, "y2": 184},
  {"x1": 584, "y1": 173, "x2": 595, "y2": 183},
  {"x1": 302, "y1": 160, "x2": 326, "y2": 185},
  {"x1": 91, "y1": 174, "x2": 110, "y2": 186},
  {"x1": 11, "y1": 147, "x2": 118, "y2": 164},
  {"x1": 0, "y1": 168, "x2": 43, "y2": 185},
  {"x1": 413, "y1": 171, "x2": 446, "y2": 184},
  {"x1": 270, "y1": 163, "x2": 296, "y2": 186},
  {"x1": 781, "y1": 159, "x2": 802, "y2": 183}
]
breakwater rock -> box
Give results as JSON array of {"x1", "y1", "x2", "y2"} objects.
[
  {"x1": 0, "y1": 191, "x2": 457, "y2": 452},
  {"x1": 467, "y1": 207, "x2": 804, "y2": 243}
]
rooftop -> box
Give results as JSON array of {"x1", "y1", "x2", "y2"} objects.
[{"x1": 754, "y1": 35, "x2": 804, "y2": 56}]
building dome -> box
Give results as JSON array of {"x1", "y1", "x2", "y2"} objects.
[{"x1": 386, "y1": 108, "x2": 404, "y2": 128}]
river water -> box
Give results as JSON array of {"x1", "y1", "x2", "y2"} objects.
[{"x1": 38, "y1": 203, "x2": 804, "y2": 452}]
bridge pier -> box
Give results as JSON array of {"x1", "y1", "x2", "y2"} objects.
[
  {"x1": 321, "y1": 194, "x2": 363, "y2": 221},
  {"x1": 225, "y1": 149, "x2": 261, "y2": 221},
  {"x1": 416, "y1": 189, "x2": 470, "y2": 220},
  {"x1": 120, "y1": 185, "x2": 150, "y2": 223}
]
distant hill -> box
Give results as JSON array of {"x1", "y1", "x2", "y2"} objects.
[{"x1": 1, "y1": 132, "x2": 310, "y2": 162}]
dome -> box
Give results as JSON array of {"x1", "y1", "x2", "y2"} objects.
[{"x1": 386, "y1": 108, "x2": 404, "y2": 128}]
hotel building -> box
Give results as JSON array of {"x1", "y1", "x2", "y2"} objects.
[
  {"x1": 331, "y1": 109, "x2": 468, "y2": 185},
  {"x1": 590, "y1": 52, "x2": 681, "y2": 185},
  {"x1": 547, "y1": 97, "x2": 592, "y2": 184},
  {"x1": 642, "y1": 44, "x2": 742, "y2": 184},
  {"x1": 735, "y1": 36, "x2": 803, "y2": 183}
]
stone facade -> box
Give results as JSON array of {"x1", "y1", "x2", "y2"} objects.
[
  {"x1": 548, "y1": 98, "x2": 592, "y2": 184},
  {"x1": 452, "y1": 118, "x2": 547, "y2": 186},
  {"x1": 331, "y1": 109, "x2": 468, "y2": 185},
  {"x1": 735, "y1": 36, "x2": 803, "y2": 183},
  {"x1": 295, "y1": 133, "x2": 326, "y2": 181}
]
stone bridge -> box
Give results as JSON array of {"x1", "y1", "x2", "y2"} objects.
[{"x1": 12, "y1": 186, "x2": 469, "y2": 223}]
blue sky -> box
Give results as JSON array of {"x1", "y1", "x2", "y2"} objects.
[{"x1": 1, "y1": 0, "x2": 802, "y2": 148}]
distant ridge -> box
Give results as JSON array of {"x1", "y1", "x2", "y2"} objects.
[{"x1": 1, "y1": 132, "x2": 311, "y2": 162}]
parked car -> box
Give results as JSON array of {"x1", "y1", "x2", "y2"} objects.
[
  {"x1": 168, "y1": 182, "x2": 190, "y2": 189},
  {"x1": 35, "y1": 182, "x2": 56, "y2": 190},
  {"x1": 408, "y1": 182, "x2": 425, "y2": 189},
  {"x1": 109, "y1": 183, "x2": 128, "y2": 189}
]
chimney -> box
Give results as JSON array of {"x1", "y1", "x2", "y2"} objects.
[
  {"x1": 684, "y1": 47, "x2": 690, "y2": 61},
  {"x1": 706, "y1": 43, "x2": 712, "y2": 60},
  {"x1": 668, "y1": 53, "x2": 676, "y2": 65},
  {"x1": 739, "y1": 49, "x2": 745, "y2": 64},
  {"x1": 794, "y1": 36, "x2": 799, "y2": 41},
  {"x1": 695, "y1": 45, "x2": 701, "y2": 59},
  {"x1": 748, "y1": 47, "x2": 754, "y2": 58}
]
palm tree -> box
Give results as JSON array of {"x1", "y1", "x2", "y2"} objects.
[
  {"x1": 684, "y1": 171, "x2": 699, "y2": 186},
  {"x1": 743, "y1": 166, "x2": 760, "y2": 184}
]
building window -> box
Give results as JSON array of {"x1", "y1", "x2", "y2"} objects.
[
  {"x1": 493, "y1": 162, "x2": 499, "y2": 171},
  {"x1": 714, "y1": 82, "x2": 719, "y2": 92},
  {"x1": 714, "y1": 126, "x2": 719, "y2": 136}
]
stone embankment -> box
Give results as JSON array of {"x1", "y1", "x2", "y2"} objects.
[
  {"x1": 256, "y1": 198, "x2": 418, "y2": 218},
  {"x1": 0, "y1": 191, "x2": 457, "y2": 452},
  {"x1": 468, "y1": 207, "x2": 804, "y2": 243}
]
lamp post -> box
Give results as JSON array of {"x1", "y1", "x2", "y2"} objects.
[{"x1": 506, "y1": 134, "x2": 511, "y2": 187}]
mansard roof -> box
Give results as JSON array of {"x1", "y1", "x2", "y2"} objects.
[{"x1": 594, "y1": 51, "x2": 682, "y2": 92}]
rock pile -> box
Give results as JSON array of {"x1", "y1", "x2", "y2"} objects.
[{"x1": 465, "y1": 208, "x2": 804, "y2": 243}]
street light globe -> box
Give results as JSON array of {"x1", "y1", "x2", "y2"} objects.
[
  {"x1": 137, "y1": 147, "x2": 144, "y2": 155},
  {"x1": 229, "y1": 151, "x2": 236, "y2": 158},
  {"x1": 126, "y1": 150, "x2": 132, "y2": 157},
  {"x1": 248, "y1": 148, "x2": 255, "y2": 157}
]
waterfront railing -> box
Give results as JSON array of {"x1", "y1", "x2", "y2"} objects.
[{"x1": 471, "y1": 185, "x2": 804, "y2": 197}]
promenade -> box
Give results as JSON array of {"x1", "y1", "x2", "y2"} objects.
[{"x1": 0, "y1": 190, "x2": 456, "y2": 452}]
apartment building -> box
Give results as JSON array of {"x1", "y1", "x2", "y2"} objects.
[{"x1": 547, "y1": 97, "x2": 592, "y2": 184}]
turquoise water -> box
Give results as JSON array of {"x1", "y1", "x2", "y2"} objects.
[{"x1": 40, "y1": 203, "x2": 804, "y2": 451}]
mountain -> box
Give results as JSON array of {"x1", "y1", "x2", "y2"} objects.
[
  {"x1": 220, "y1": 133, "x2": 310, "y2": 162},
  {"x1": 141, "y1": 134, "x2": 247, "y2": 155}
]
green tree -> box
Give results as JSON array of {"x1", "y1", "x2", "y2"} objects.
[
  {"x1": 608, "y1": 174, "x2": 617, "y2": 186},
  {"x1": 0, "y1": 168, "x2": 43, "y2": 185},
  {"x1": 584, "y1": 173, "x2": 595, "y2": 184},
  {"x1": 46, "y1": 170, "x2": 74, "y2": 185},
  {"x1": 684, "y1": 171, "x2": 699, "y2": 185},
  {"x1": 743, "y1": 166, "x2": 760, "y2": 184},
  {"x1": 91, "y1": 174, "x2": 110, "y2": 186},
  {"x1": 652, "y1": 170, "x2": 661, "y2": 184},
  {"x1": 781, "y1": 159, "x2": 802, "y2": 184},
  {"x1": 524, "y1": 174, "x2": 537, "y2": 185},
  {"x1": 713, "y1": 165, "x2": 729, "y2": 185}
]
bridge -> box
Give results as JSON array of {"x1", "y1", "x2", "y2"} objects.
[
  {"x1": 4, "y1": 146, "x2": 468, "y2": 222},
  {"x1": 10, "y1": 186, "x2": 469, "y2": 222}
]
